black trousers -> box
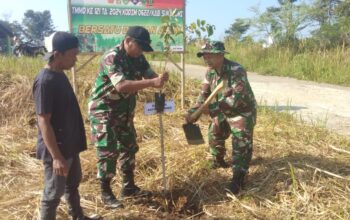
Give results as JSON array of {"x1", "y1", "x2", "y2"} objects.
[{"x1": 40, "y1": 155, "x2": 83, "y2": 220}]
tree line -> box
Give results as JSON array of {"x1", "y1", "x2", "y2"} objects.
[
  {"x1": 1, "y1": 10, "x2": 55, "y2": 45},
  {"x1": 224, "y1": 0, "x2": 350, "y2": 50},
  {"x1": 1, "y1": 0, "x2": 349, "y2": 50}
]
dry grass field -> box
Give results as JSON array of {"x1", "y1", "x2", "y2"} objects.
[{"x1": 0, "y1": 56, "x2": 350, "y2": 219}]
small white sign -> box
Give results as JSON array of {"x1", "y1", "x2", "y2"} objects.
[
  {"x1": 144, "y1": 100, "x2": 175, "y2": 115},
  {"x1": 170, "y1": 45, "x2": 184, "y2": 52}
]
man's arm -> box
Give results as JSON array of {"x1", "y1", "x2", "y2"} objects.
[
  {"x1": 37, "y1": 113, "x2": 68, "y2": 176},
  {"x1": 115, "y1": 72, "x2": 169, "y2": 93},
  {"x1": 218, "y1": 68, "x2": 251, "y2": 112},
  {"x1": 185, "y1": 82, "x2": 211, "y2": 123}
]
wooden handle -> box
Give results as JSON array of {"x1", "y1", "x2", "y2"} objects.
[{"x1": 190, "y1": 80, "x2": 226, "y2": 121}]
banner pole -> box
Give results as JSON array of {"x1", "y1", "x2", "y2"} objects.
[{"x1": 181, "y1": 53, "x2": 185, "y2": 109}]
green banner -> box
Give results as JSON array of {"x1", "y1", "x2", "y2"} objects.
[{"x1": 68, "y1": 0, "x2": 184, "y2": 53}]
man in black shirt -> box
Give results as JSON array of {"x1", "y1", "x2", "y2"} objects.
[{"x1": 33, "y1": 31, "x2": 96, "y2": 220}]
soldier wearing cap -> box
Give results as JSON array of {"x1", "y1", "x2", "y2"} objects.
[
  {"x1": 185, "y1": 41, "x2": 257, "y2": 195},
  {"x1": 88, "y1": 26, "x2": 169, "y2": 208}
]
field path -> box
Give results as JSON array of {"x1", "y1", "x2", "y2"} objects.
[{"x1": 151, "y1": 61, "x2": 350, "y2": 138}]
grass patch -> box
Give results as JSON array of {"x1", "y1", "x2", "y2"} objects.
[
  {"x1": 151, "y1": 40, "x2": 350, "y2": 86},
  {"x1": 0, "y1": 56, "x2": 349, "y2": 219}
]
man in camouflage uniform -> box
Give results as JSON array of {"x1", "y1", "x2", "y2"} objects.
[
  {"x1": 88, "y1": 26, "x2": 168, "y2": 208},
  {"x1": 186, "y1": 41, "x2": 257, "y2": 195}
]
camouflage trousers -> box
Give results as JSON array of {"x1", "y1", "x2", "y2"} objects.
[
  {"x1": 90, "y1": 118, "x2": 139, "y2": 179},
  {"x1": 208, "y1": 115, "x2": 254, "y2": 173}
]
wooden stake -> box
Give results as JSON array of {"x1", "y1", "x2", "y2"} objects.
[{"x1": 158, "y1": 106, "x2": 167, "y2": 191}]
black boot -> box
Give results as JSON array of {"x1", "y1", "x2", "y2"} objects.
[
  {"x1": 120, "y1": 171, "x2": 151, "y2": 198},
  {"x1": 100, "y1": 179, "x2": 123, "y2": 209},
  {"x1": 66, "y1": 184, "x2": 84, "y2": 219},
  {"x1": 69, "y1": 207, "x2": 102, "y2": 220},
  {"x1": 70, "y1": 214, "x2": 102, "y2": 220},
  {"x1": 209, "y1": 157, "x2": 230, "y2": 169},
  {"x1": 226, "y1": 170, "x2": 246, "y2": 195}
]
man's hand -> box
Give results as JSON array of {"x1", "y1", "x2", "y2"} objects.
[
  {"x1": 153, "y1": 72, "x2": 169, "y2": 88},
  {"x1": 37, "y1": 113, "x2": 68, "y2": 176},
  {"x1": 185, "y1": 113, "x2": 194, "y2": 124},
  {"x1": 223, "y1": 87, "x2": 233, "y2": 97},
  {"x1": 202, "y1": 105, "x2": 210, "y2": 115},
  {"x1": 116, "y1": 72, "x2": 169, "y2": 93},
  {"x1": 53, "y1": 157, "x2": 68, "y2": 176},
  {"x1": 185, "y1": 112, "x2": 201, "y2": 124}
]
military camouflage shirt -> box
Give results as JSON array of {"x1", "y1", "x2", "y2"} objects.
[
  {"x1": 189, "y1": 58, "x2": 257, "y2": 123},
  {"x1": 88, "y1": 42, "x2": 156, "y2": 124}
]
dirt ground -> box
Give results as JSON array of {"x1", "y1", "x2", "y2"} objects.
[{"x1": 153, "y1": 62, "x2": 350, "y2": 138}]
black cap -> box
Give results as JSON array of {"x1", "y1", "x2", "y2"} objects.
[
  {"x1": 43, "y1": 31, "x2": 79, "y2": 61},
  {"x1": 126, "y1": 26, "x2": 153, "y2": 52}
]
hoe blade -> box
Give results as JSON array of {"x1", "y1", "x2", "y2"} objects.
[{"x1": 182, "y1": 123, "x2": 205, "y2": 145}]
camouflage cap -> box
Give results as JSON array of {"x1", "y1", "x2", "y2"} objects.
[{"x1": 197, "y1": 41, "x2": 229, "y2": 57}]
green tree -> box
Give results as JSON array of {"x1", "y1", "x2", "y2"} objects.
[
  {"x1": 0, "y1": 20, "x2": 13, "y2": 54},
  {"x1": 187, "y1": 19, "x2": 215, "y2": 43},
  {"x1": 335, "y1": 0, "x2": 350, "y2": 47},
  {"x1": 311, "y1": 23, "x2": 342, "y2": 48},
  {"x1": 225, "y1": 18, "x2": 251, "y2": 41},
  {"x1": 252, "y1": 0, "x2": 309, "y2": 47},
  {"x1": 310, "y1": 0, "x2": 340, "y2": 25},
  {"x1": 159, "y1": 9, "x2": 183, "y2": 52},
  {"x1": 10, "y1": 21, "x2": 28, "y2": 39},
  {"x1": 310, "y1": 0, "x2": 349, "y2": 48},
  {"x1": 22, "y1": 10, "x2": 55, "y2": 43}
]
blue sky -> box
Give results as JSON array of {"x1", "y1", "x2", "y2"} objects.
[{"x1": 0, "y1": 0, "x2": 277, "y2": 40}]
